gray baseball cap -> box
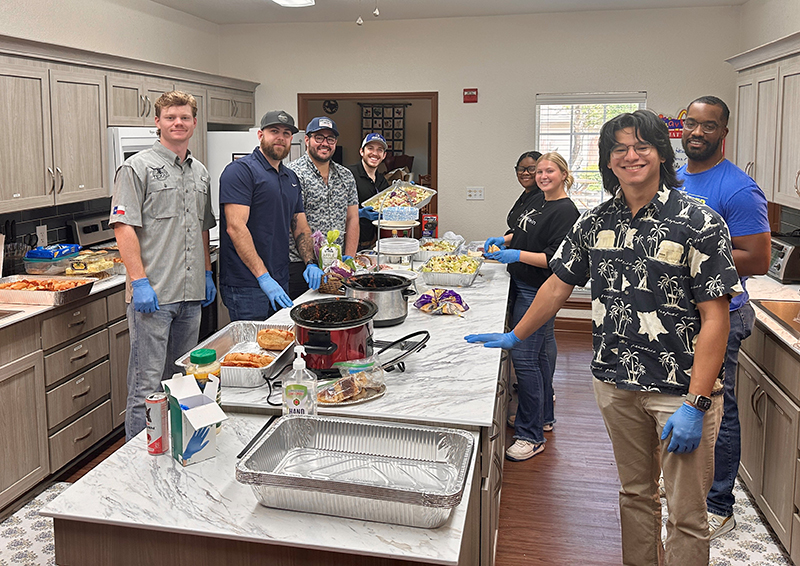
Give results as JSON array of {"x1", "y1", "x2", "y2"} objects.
[{"x1": 260, "y1": 110, "x2": 298, "y2": 134}]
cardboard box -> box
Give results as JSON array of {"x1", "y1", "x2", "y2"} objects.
[
  {"x1": 162, "y1": 373, "x2": 228, "y2": 466},
  {"x1": 384, "y1": 167, "x2": 410, "y2": 183}
]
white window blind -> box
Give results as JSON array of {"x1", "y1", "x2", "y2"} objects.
[{"x1": 536, "y1": 92, "x2": 646, "y2": 211}]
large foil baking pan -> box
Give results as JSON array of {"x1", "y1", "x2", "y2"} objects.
[
  {"x1": 0, "y1": 275, "x2": 94, "y2": 306},
  {"x1": 236, "y1": 415, "x2": 475, "y2": 528},
  {"x1": 419, "y1": 257, "x2": 484, "y2": 288},
  {"x1": 176, "y1": 321, "x2": 294, "y2": 388}
]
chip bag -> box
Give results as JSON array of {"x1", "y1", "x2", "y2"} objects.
[
  {"x1": 413, "y1": 288, "x2": 470, "y2": 316},
  {"x1": 318, "y1": 230, "x2": 342, "y2": 270}
]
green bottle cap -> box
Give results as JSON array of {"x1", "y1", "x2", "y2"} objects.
[{"x1": 190, "y1": 348, "x2": 217, "y2": 365}]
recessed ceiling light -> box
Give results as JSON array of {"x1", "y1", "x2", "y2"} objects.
[{"x1": 271, "y1": 0, "x2": 315, "y2": 6}]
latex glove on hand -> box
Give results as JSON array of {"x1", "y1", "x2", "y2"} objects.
[
  {"x1": 303, "y1": 263, "x2": 324, "y2": 290},
  {"x1": 202, "y1": 270, "x2": 216, "y2": 307},
  {"x1": 359, "y1": 206, "x2": 379, "y2": 221},
  {"x1": 483, "y1": 236, "x2": 506, "y2": 252},
  {"x1": 257, "y1": 273, "x2": 293, "y2": 310},
  {"x1": 661, "y1": 402, "x2": 706, "y2": 453},
  {"x1": 464, "y1": 330, "x2": 522, "y2": 349},
  {"x1": 487, "y1": 248, "x2": 521, "y2": 264},
  {"x1": 131, "y1": 277, "x2": 159, "y2": 313}
]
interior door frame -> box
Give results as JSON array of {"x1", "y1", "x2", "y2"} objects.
[{"x1": 298, "y1": 91, "x2": 438, "y2": 214}]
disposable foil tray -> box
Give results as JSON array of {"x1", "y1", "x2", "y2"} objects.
[
  {"x1": 177, "y1": 321, "x2": 294, "y2": 388},
  {"x1": 419, "y1": 257, "x2": 483, "y2": 288},
  {"x1": 0, "y1": 275, "x2": 94, "y2": 305},
  {"x1": 236, "y1": 415, "x2": 475, "y2": 528},
  {"x1": 414, "y1": 237, "x2": 464, "y2": 263}
]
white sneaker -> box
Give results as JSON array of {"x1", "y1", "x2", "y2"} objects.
[
  {"x1": 505, "y1": 440, "x2": 545, "y2": 461},
  {"x1": 543, "y1": 422, "x2": 554, "y2": 432},
  {"x1": 708, "y1": 512, "x2": 736, "y2": 539}
]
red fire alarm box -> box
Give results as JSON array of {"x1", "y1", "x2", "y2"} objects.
[
  {"x1": 463, "y1": 88, "x2": 478, "y2": 103},
  {"x1": 422, "y1": 214, "x2": 438, "y2": 238}
]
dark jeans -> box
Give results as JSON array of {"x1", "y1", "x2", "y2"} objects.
[
  {"x1": 509, "y1": 279, "x2": 556, "y2": 444},
  {"x1": 220, "y1": 284, "x2": 278, "y2": 322},
  {"x1": 707, "y1": 303, "x2": 755, "y2": 517},
  {"x1": 288, "y1": 261, "x2": 309, "y2": 300}
]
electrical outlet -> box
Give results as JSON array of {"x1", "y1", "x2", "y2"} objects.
[
  {"x1": 36, "y1": 225, "x2": 48, "y2": 247},
  {"x1": 466, "y1": 187, "x2": 485, "y2": 200}
]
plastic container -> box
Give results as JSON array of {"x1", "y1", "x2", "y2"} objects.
[
  {"x1": 186, "y1": 348, "x2": 222, "y2": 432},
  {"x1": 65, "y1": 253, "x2": 115, "y2": 276},
  {"x1": 23, "y1": 253, "x2": 79, "y2": 275},
  {"x1": 282, "y1": 346, "x2": 317, "y2": 416}
]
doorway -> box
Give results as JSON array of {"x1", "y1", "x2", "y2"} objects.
[{"x1": 298, "y1": 92, "x2": 438, "y2": 214}]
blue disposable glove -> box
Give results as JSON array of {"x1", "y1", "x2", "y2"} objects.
[
  {"x1": 257, "y1": 273, "x2": 293, "y2": 310},
  {"x1": 359, "y1": 206, "x2": 379, "y2": 221},
  {"x1": 202, "y1": 270, "x2": 216, "y2": 307},
  {"x1": 183, "y1": 427, "x2": 210, "y2": 460},
  {"x1": 131, "y1": 277, "x2": 159, "y2": 313},
  {"x1": 483, "y1": 236, "x2": 506, "y2": 252},
  {"x1": 487, "y1": 248, "x2": 521, "y2": 264},
  {"x1": 661, "y1": 402, "x2": 706, "y2": 453},
  {"x1": 303, "y1": 263, "x2": 324, "y2": 290},
  {"x1": 464, "y1": 330, "x2": 522, "y2": 349},
  {"x1": 342, "y1": 255, "x2": 353, "y2": 261}
]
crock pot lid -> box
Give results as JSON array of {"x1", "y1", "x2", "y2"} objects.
[{"x1": 344, "y1": 273, "x2": 410, "y2": 291}]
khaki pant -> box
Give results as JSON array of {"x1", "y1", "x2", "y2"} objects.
[{"x1": 593, "y1": 379, "x2": 723, "y2": 566}]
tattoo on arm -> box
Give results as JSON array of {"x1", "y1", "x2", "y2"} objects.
[
  {"x1": 290, "y1": 215, "x2": 298, "y2": 233},
  {"x1": 295, "y1": 232, "x2": 315, "y2": 264}
]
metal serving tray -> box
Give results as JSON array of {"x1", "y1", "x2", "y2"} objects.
[
  {"x1": 414, "y1": 237, "x2": 465, "y2": 263},
  {"x1": 362, "y1": 185, "x2": 437, "y2": 210},
  {"x1": 419, "y1": 257, "x2": 484, "y2": 288},
  {"x1": 236, "y1": 415, "x2": 474, "y2": 528},
  {"x1": 0, "y1": 275, "x2": 94, "y2": 305},
  {"x1": 177, "y1": 321, "x2": 294, "y2": 388}
]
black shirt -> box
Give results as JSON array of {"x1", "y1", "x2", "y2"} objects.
[
  {"x1": 347, "y1": 160, "x2": 389, "y2": 243},
  {"x1": 507, "y1": 192, "x2": 580, "y2": 289},
  {"x1": 506, "y1": 188, "x2": 542, "y2": 232}
]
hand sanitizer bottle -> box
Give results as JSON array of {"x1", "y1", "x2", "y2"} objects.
[{"x1": 283, "y1": 346, "x2": 317, "y2": 416}]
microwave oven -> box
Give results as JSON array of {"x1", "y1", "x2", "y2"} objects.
[
  {"x1": 767, "y1": 236, "x2": 800, "y2": 283},
  {"x1": 107, "y1": 126, "x2": 159, "y2": 193}
]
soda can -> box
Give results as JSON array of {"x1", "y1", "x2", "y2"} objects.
[{"x1": 145, "y1": 392, "x2": 169, "y2": 455}]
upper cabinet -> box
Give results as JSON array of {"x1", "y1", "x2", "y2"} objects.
[
  {"x1": 176, "y1": 82, "x2": 208, "y2": 165},
  {"x1": 774, "y1": 58, "x2": 800, "y2": 208},
  {"x1": 207, "y1": 87, "x2": 255, "y2": 126},
  {"x1": 107, "y1": 73, "x2": 174, "y2": 126}
]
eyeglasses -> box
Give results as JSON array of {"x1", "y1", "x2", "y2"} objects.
[
  {"x1": 311, "y1": 133, "x2": 337, "y2": 145},
  {"x1": 515, "y1": 165, "x2": 537, "y2": 174},
  {"x1": 610, "y1": 142, "x2": 655, "y2": 158},
  {"x1": 683, "y1": 119, "x2": 720, "y2": 134}
]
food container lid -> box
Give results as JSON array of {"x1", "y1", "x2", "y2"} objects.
[
  {"x1": 23, "y1": 252, "x2": 79, "y2": 263},
  {"x1": 190, "y1": 348, "x2": 217, "y2": 364}
]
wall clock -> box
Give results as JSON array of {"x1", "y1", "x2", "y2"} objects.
[{"x1": 323, "y1": 99, "x2": 339, "y2": 114}]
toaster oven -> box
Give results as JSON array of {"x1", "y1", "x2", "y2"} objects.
[{"x1": 767, "y1": 236, "x2": 800, "y2": 283}]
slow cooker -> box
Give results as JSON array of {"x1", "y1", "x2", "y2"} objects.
[{"x1": 342, "y1": 273, "x2": 416, "y2": 327}]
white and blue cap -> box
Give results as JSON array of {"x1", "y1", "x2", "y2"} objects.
[
  {"x1": 361, "y1": 133, "x2": 387, "y2": 149},
  {"x1": 306, "y1": 116, "x2": 339, "y2": 137}
]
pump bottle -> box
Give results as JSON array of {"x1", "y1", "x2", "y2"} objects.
[{"x1": 282, "y1": 345, "x2": 317, "y2": 416}]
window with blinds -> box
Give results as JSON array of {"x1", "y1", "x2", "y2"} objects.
[{"x1": 536, "y1": 92, "x2": 646, "y2": 211}]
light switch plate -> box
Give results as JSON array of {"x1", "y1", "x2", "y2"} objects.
[
  {"x1": 466, "y1": 187, "x2": 484, "y2": 200},
  {"x1": 36, "y1": 225, "x2": 48, "y2": 247}
]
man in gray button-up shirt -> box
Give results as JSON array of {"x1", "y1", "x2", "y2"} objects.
[{"x1": 109, "y1": 91, "x2": 216, "y2": 442}]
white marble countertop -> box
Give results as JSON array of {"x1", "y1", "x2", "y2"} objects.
[
  {"x1": 0, "y1": 275, "x2": 126, "y2": 330},
  {"x1": 220, "y1": 264, "x2": 511, "y2": 430},
  {"x1": 41, "y1": 413, "x2": 479, "y2": 565},
  {"x1": 746, "y1": 275, "x2": 800, "y2": 354}
]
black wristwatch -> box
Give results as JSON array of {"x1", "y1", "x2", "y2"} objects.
[{"x1": 685, "y1": 392, "x2": 712, "y2": 412}]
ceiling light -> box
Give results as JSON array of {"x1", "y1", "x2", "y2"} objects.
[{"x1": 271, "y1": 0, "x2": 314, "y2": 7}]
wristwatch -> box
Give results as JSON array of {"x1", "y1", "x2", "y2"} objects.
[{"x1": 685, "y1": 392, "x2": 712, "y2": 412}]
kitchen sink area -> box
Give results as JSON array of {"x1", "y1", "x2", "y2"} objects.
[
  {"x1": 751, "y1": 299, "x2": 800, "y2": 340},
  {"x1": 0, "y1": 309, "x2": 21, "y2": 320}
]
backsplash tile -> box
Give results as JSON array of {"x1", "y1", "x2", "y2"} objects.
[{"x1": 780, "y1": 204, "x2": 800, "y2": 235}]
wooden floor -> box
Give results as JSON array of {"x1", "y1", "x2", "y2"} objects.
[{"x1": 62, "y1": 332, "x2": 623, "y2": 564}]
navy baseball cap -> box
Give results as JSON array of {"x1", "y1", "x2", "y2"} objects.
[
  {"x1": 361, "y1": 133, "x2": 387, "y2": 149},
  {"x1": 306, "y1": 116, "x2": 339, "y2": 137},
  {"x1": 260, "y1": 110, "x2": 298, "y2": 134}
]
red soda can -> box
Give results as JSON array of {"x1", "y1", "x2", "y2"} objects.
[{"x1": 145, "y1": 392, "x2": 169, "y2": 455}]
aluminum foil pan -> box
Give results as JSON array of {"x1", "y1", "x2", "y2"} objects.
[
  {"x1": 176, "y1": 321, "x2": 294, "y2": 388},
  {"x1": 236, "y1": 415, "x2": 474, "y2": 528},
  {"x1": 419, "y1": 257, "x2": 484, "y2": 288},
  {"x1": 0, "y1": 275, "x2": 94, "y2": 305}
]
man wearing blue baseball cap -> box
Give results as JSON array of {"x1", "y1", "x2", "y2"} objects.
[
  {"x1": 287, "y1": 116, "x2": 359, "y2": 299},
  {"x1": 348, "y1": 133, "x2": 390, "y2": 248}
]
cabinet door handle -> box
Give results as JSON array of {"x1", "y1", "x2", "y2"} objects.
[
  {"x1": 73, "y1": 427, "x2": 93, "y2": 443},
  {"x1": 489, "y1": 418, "x2": 500, "y2": 441},
  {"x1": 69, "y1": 350, "x2": 89, "y2": 362},
  {"x1": 68, "y1": 318, "x2": 86, "y2": 328},
  {"x1": 47, "y1": 167, "x2": 56, "y2": 194},
  {"x1": 232, "y1": 100, "x2": 238, "y2": 117},
  {"x1": 794, "y1": 170, "x2": 800, "y2": 199},
  {"x1": 56, "y1": 167, "x2": 64, "y2": 193},
  {"x1": 139, "y1": 95, "x2": 146, "y2": 117},
  {"x1": 753, "y1": 387, "x2": 766, "y2": 425},
  {"x1": 145, "y1": 96, "x2": 152, "y2": 118},
  {"x1": 72, "y1": 385, "x2": 91, "y2": 399}
]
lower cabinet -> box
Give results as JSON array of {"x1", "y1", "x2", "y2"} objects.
[
  {"x1": 0, "y1": 350, "x2": 49, "y2": 510},
  {"x1": 108, "y1": 318, "x2": 130, "y2": 428}
]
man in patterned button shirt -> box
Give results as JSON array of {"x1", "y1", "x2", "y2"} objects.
[
  {"x1": 287, "y1": 117, "x2": 359, "y2": 299},
  {"x1": 466, "y1": 110, "x2": 742, "y2": 565}
]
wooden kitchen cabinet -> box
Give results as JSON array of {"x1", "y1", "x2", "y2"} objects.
[
  {"x1": 108, "y1": 319, "x2": 130, "y2": 428},
  {"x1": 107, "y1": 72, "x2": 174, "y2": 126},
  {"x1": 736, "y1": 351, "x2": 763, "y2": 493},
  {"x1": 207, "y1": 86, "x2": 255, "y2": 126},
  {"x1": 0, "y1": 350, "x2": 49, "y2": 510},
  {"x1": 774, "y1": 57, "x2": 800, "y2": 209}
]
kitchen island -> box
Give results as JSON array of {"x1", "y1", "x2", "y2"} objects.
[{"x1": 42, "y1": 264, "x2": 513, "y2": 566}]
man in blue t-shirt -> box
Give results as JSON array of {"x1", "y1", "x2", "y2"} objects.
[
  {"x1": 677, "y1": 95, "x2": 771, "y2": 539},
  {"x1": 219, "y1": 110, "x2": 323, "y2": 321}
]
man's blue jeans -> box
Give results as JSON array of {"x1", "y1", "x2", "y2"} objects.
[
  {"x1": 707, "y1": 303, "x2": 755, "y2": 517},
  {"x1": 125, "y1": 301, "x2": 201, "y2": 441},
  {"x1": 220, "y1": 284, "x2": 277, "y2": 322},
  {"x1": 509, "y1": 279, "x2": 556, "y2": 444}
]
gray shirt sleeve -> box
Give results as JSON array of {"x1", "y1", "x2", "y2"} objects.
[{"x1": 109, "y1": 165, "x2": 144, "y2": 227}]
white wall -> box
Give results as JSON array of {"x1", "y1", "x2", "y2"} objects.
[
  {"x1": 0, "y1": 0, "x2": 220, "y2": 74},
  {"x1": 739, "y1": 0, "x2": 800, "y2": 52},
  {"x1": 220, "y1": 7, "x2": 742, "y2": 242}
]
